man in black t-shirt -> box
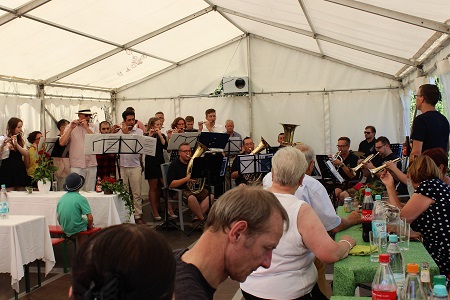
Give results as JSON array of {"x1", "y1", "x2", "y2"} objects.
[
  {"x1": 173, "y1": 186, "x2": 288, "y2": 300},
  {"x1": 358, "y1": 125, "x2": 382, "y2": 166},
  {"x1": 166, "y1": 142, "x2": 213, "y2": 225},
  {"x1": 410, "y1": 84, "x2": 450, "y2": 161},
  {"x1": 231, "y1": 137, "x2": 254, "y2": 185}
]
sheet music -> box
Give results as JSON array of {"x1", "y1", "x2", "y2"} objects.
[
  {"x1": 224, "y1": 137, "x2": 242, "y2": 155},
  {"x1": 84, "y1": 134, "x2": 156, "y2": 156},
  {"x1": 167, "y1": 132, "x2": 199, "y2": 150},
  {"x1": 38, "y1": 137, "x2": 58, "y2": 155},
  {"x1": 325, "y1": 160, "x2": 344, "y2": 184},
  {"x1": 238, "y1": 154, "x2": 273, "y2": 174}
]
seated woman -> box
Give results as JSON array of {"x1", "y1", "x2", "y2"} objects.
[
  {"x1": 26, "y1": 131, "x2": 42, "y2": 188},
  {"x1": 381, "y1": 155, "x2": 450, "y2": 279},
  {"x1": 0, "y1": 117, "x2": 30, "y2": 191},
  {"x1": 70, "y1": 223, "x2": 175, "y2": 300},
  {"x1": 422, "y1": 148, "x2": 450, "y2": 186}
]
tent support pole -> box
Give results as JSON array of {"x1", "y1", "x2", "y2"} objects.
[
  {"x1": 37, "y1": 84, "x2": 46, "y2": 136},
  {"x1": 247, "y1": 35, "x2": 253, "y2": 138}
]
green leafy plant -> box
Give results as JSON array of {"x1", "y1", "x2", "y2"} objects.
[
  {"x1": 355, "y1": 180, "x2": 385, "y2": 203},
  {"x1": 32, "y1": 143, "x2": 58, "y2": 184},
  {"x1": 101, "y1": 177, "x2": 134, "y2": 221}
]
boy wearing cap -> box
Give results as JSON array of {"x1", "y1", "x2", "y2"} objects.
[
  {"x1": 57, "y1": 173, "x2": 94, "y2": 237},
  {"x1": 59, "y1": 106, "x2": 99, "y2": 191}
]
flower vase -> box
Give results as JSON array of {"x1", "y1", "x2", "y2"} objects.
[
  {"x1": 103, "y1": 188, "x2": 113, "y2": 195},
  {"x1": 38, "y1": 180, "x2": 51, "y2": 193}
]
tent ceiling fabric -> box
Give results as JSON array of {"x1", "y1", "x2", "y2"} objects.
[{"x1": 0, "y1": 0, "x2": 448, "y2": 91}]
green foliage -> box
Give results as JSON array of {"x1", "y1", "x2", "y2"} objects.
[
  {"x1": 32, "y1": 143, "x2": 58, "y2": 184},
  {"x1": 101, "y1": 177, "x2": 134, "y2": 220},
  {"x1": 355, "y1": 180, "x2": 386, "y2": 203}
]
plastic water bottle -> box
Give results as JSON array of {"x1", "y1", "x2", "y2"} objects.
[
  {"x1": 372, "y1": 253, "x2": 398, "y2": 300},
  {"x1": 362, "y1": 187, "x2": 374, "y2": 242},
  {"x1": 0, "y1": 184, "x2": 9, "y2": 219},
  {"x1": 387, "y1": 234, "x2": 405, "y2": 290},
  {"x1": 420, "y1": 262, "x2": 432, "y2": 298},
  {"x1": 372, "y1": 194, "x2": 387, "y2": 248},
  {"x1": 401, "y1": 263, "x2": 426, "y2": 299},
  {"x1": 433, "y1": 275, "x2": 447, "y2": 288},
  {"x1": 430, "y1": 285, "x2": 448, "y2": 300}
]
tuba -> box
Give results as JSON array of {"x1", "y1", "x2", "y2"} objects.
[
  {"x1": 186, "y1": 142, "x2": 208, "y2": 194},
  {"x1": 243, "y1": 137, "x2": 270, "y2": 185},
  {"x1": 281, "y1": 123, "x2": 299, "y2": 147}
]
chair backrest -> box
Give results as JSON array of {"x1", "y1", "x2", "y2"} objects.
[{"x1": 160, "y1": 163, "x2": 171, "y2": 188}]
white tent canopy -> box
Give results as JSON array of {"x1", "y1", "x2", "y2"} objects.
[{"x1": 0, "y1": 0, "x2": 449, "y2": 153}]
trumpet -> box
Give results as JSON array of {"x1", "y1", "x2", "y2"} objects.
[
  {"x1": 369, "y1": 157, "x2": 406, "y2": 174},
  {"x1": 350, "y1": 152, "x2": 379, "y2": 176},
  {"x1": 330, "y1": 151, "x2": 342, "y2": 162}
]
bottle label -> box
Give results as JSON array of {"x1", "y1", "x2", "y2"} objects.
[
  {"x1": 362, "y1": 209, "x2": 373, "y2": 222},
  {"x1": 372, "y1": 289, "x2": 397, "y2": 300},
  {"x1": 420, "y1": 269, "x2": 430, "y2": 283},
  {"x1": 372, "y1": 220, "x2": 387, "y2": 238}
]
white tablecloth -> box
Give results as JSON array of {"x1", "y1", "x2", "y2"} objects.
[
  {"x1": 0, "y1": 215, "x2": 56, "y2": 292},
  {"x1": 8, "y1": 191, "x2": 134, "y2": 229}
]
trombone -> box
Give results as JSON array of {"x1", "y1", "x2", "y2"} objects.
[
  {"x1": 369, "y1": 157, "x2": 406, "y2": 174},
  {"x1": 350, "y1": 152, "x2": 379, "y2": 176}
]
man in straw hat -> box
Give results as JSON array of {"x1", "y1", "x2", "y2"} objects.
[{"x1": 59, "y1": 106, "x2": 99, "y2": 191}]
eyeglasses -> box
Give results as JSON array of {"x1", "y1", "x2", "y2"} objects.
[
  {"x1": 336, "y1": 144, "x2": 348, "y2": 148},
  {"x1": 83, "y1": 114, "x2": 91, "y2": 117},
  {"x1": 414, "y1": 94, "x2": 422, "y2": 99},
  {"x1": 179, "y1": 150, "x2": 191, "y2": 153},
  {"x1": 364, "y1": 131, "x2": 372, "y2": 134},
  {"x1": 375, "y1": 145, "x2": 386, "y2": 150}
]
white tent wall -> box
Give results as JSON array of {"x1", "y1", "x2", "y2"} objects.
[
  {"x1": 0, "y1": 95, "x2": 41, "y2": 136},
  {"x1": 118, "y1": 36, "x2": 403, "y2": 153}
]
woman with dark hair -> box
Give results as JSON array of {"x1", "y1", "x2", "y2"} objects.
[
  {"x1": 145, "y1": 117, "x2": 176, "y2": 220},
  {"x1": 71, "y1": 224, "x2": 176, "y2": 300},
  {"x1": 0, "y1": 117, "x2": 30, "y2": 190},
  {"x1": 381, "y1": 155, "x2": 450, "y2": 279},
  {"x1": 167, "y1": 117, "x2": 186, "y2": 162},
  {"x1": 422, "y1": 147, "x2": 450, "y2": 185},
  {"x1": 26, "y1": 130, "x2": 43, "y2": 187}
]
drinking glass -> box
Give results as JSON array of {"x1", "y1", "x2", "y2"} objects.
[{"x1": 397, "y1": 218, "x2": 410, "y2": 250}]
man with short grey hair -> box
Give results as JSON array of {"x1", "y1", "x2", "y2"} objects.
[
  {"x1": 174, "y1": 186, "x2": 288, "y2": 300},
  {"x1": 225, "y1": 119, "x2": 242, "y2": 138}
]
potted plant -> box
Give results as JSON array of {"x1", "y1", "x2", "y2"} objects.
[
  {"x1": 101, "y1": 177, "x2": 134, "y2": 222},
  {"x1": 32, "y1": 142, "x2": 58, "y2": 192},
  {"x1": 355, "y1": 180, "x2": 386, "y2": 203}
]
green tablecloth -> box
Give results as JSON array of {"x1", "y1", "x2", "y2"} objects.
[
  {"x1": 331, "y1": 297, "x2": 371, "y2": 300},
  {"x1": 333, "y1": 207, "x2": 440, "y2": 296}
]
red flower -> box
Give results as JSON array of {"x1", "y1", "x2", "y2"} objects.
[
  {"x1": 102, "y1": 177, "x2": 116, "y2": 184},
  {"x1": 38, "y1": 150, "x2": 44, "y2": 155}
]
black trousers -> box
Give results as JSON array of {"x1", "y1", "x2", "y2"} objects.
[{"x1": 241, "y1": 283, "x2": 328, "y2": 300}]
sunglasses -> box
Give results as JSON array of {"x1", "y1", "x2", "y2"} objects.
[{"x1": 364, "y1": 131, "x2": 372, "y2": 134}]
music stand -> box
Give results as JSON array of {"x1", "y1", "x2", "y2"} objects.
[
  {"x1": 188, "y1": 153, "x2": 223, "y2": 234},
  {"x1": 237, "y1": 153, "x2": 273, "y2": 183},
  {"x1": 223, "y1": 137, "x2": 242, "y2": 191},
  {"x1": 316, "y1": 154, "x2": 342, "y2": 209}
]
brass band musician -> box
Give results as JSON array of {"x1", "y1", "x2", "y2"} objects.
[{"x1": 231, "y1": 137, "x2": 254, "y2": 186}]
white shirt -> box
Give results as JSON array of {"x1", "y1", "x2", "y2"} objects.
[
  {"x1": 117, "y1": 127, "x2": 143, "y2": 167},
  {"x1": 262, "y1": 173, "x2": 341, "y2": 231},
  {"x1": 201, "y1": 123, "x2": 225, "y2": 133},
  {"x1": 240, "y1": 193, "x2": 317, "y2": 299}
]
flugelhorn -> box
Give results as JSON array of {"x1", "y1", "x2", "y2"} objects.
[
  {"x1": 330, "y1": 151, "x2": 342, "y2": 162},
  {"x1": 369, "y1": 157, "x2": 406, "y2": 174},
  {"x1": 350, "y1": 152, "x2": 379, "y2": 176}
]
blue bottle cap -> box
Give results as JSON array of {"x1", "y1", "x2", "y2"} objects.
[
  {"x1": 389, "y1": 234, "x2": 398, "y2": 242},
  {"x1": 365, "y1": 187, "x2": 371, "y2": 193},
  {"x1": 375, "y1": 195, "x2": 381, "y2": 201},
  {"x1": 433, "y1": 285, "x2": 448, "y2": 297}
]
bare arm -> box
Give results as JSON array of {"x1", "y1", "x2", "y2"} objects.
[
  {"x1": 400, "y1": 193, "x2": 434, "y2": 224},
  {"x1": 169, "y1": 174, "x2": 194, "y2": 189},
  {"x1": 330, "y1": 211, "x2": 362, "y2": 234},
  {"x1": 231, "y1": 170, "x2": 239, "y2": 179},
  {"x1": 380, "y1": 171, "x2": 405, "y2": 208},
  {"x1": 86, "y1": 213, "x2": 94, "y2": 229},
  {"x1": 298, "y1": 204, "x2": 356, "y2": 263},
  {"x1": 409, "y1": 140, "x2": 422, "y2": 162},
  {"x1": 59, "y1": 120, "x2": 77, "y2": 146}
]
